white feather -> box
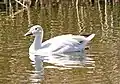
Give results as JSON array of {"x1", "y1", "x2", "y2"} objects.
[{"x1": 25, "y1": 25, "x2": 95, "y2": 56}]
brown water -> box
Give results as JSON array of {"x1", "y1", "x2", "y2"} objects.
[{"x1": 0, "y1": 1, "x2": 120, "y2": 84}]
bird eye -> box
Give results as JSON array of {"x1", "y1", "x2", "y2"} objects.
[{"x1": 35, "y1": 28, "x2": 37, "y2": 30}]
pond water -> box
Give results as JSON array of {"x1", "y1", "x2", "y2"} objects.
[{"x1": 0, "y1": 1, "x2": 120, "y2": 84}]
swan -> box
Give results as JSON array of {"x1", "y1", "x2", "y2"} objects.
[{"x1": 24, "y1": 25, "x2": 95, "y2": 55}]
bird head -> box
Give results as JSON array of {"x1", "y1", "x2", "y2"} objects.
[{"x1": 24, "y1": 25, "x2": 43, "y2": 36}]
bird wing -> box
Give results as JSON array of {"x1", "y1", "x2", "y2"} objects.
[{"x1": 40, "y1": 34, "x2": 88, "y2": 53}]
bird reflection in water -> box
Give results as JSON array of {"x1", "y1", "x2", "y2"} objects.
[
  {"x1": 43, "y1": 50, "x2": 94, "y2": 69},
  {"x1": 29, "y1": 55, "x2": 44, "y2": 83},
  {"x1": 29, "y1": 50, "x2": 95, "y2": 83}
]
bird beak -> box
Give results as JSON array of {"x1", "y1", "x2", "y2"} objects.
[{"x1": 24, "y1": 31, "x2": 33, "y2": 36}]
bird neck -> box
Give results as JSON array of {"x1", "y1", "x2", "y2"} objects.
[
  {"x1": 34, "y1": 35, "x2": 42, "y2": 49},
  {"x1": 30, "y1": 32, "x2": 43, "y2": 52}
]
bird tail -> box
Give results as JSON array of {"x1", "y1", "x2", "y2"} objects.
[{"x1": 86, "y1": 34, "x2": 95, "y2": 41}]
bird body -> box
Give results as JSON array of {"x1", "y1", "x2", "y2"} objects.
[{"x1": 25, "y1": 25, "x2": 95, "y2": 55}]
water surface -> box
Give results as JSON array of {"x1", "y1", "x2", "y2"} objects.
[{"x1": 0, "y1": 1, "x2": 120, "y2": 84}]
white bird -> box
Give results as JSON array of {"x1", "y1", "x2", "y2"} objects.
[{"x1": 24, "y1": 25, "x2": 95, "y2": 55}]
